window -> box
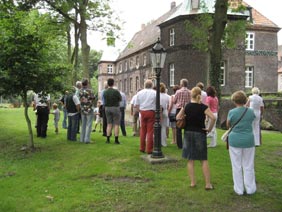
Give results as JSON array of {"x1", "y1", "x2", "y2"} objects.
[
  {"x1": 124, "y1": 79, "x2": 127, "y2": 92},
  {"x1": 119, "y1": 63, "x2": 122, "y2": 73},
  {"x1": 220, "y1": 61, "x2": 226, "y2": 86},
  {"x1": 125, "y1": 61, "x2": 128, "y2": 71},
  {"x1": 169, "y1": 63, "x2": 175, "y2": 87},
  {"x1": 129, "y1": 58, "x2": 133, "y2": 69},
  {"x1": 143, "y1": 54, "x2": 147, "y2": 66},
  {"x1": 245, "y1": 32, "x2": 255, "y2": 50},
  {"x1": 169, "y1": 28, "x2": 175, "y2": 46},
  {"x1": 136, "y1": 56, "x2": 139, "y2": 69},
  {"x1": 120, "y1": 80, "x2": 122, "y2": 91},
  {"x1": 245, "y1": 66, "x2": 254, "y2": 88},
  {"x1": 136, "y1": 76, "x2": 139, "y2": 91},
  {"x1": 98, "y1": 65, "x2": 102, "y2": 74},
  {"x1": 130, "y1": 78, "x2": 133, "y2": 92},
  {"x1": 107, "y1": 64, "x2": 113, "y2": 74},
  {"x1": 191, "y1": 0, "x2": 200, "y2": 9}
]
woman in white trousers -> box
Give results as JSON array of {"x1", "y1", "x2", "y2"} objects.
[{"x1": 227, "y1": 91, "x2": 256, "y2": 195}]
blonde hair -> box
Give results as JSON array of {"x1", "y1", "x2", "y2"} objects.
[
  {"x1": 231, "y1": 90, "x2": 247, "y2": 105},
  {"x1": 52, "y1": 103, "x2": 58, "y2": 109},
  {"x1": 191, "y1": 87, "x2": 201, "y2": 103},
  {"x1": 252, "y1": 87, "x2": 260, "y2": 95}
]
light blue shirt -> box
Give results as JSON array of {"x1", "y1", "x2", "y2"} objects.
[{"x1": 227, "y1": 107, "x2": 256, "y2": 148}]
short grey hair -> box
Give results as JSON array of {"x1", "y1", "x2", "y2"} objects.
[
  {"x1": 144, "y1": 79, "x2": 153, "y2": 89},
  {"x1": 180, "y1": 79, "x2": 188, "y2": 87}
]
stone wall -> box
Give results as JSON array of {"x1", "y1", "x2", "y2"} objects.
[{"x1": 218, "y1": 99, "x2": 282, "y2": 132}]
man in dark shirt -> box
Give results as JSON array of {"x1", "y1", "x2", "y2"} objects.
[{"x1": 103, "y1": 78, "x2": 122, "y2": 144}]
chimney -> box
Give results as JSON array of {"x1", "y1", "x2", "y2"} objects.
[
  {"x1": 171, "y1": 1, "x2": 176, "y2": 9},
  {"x1": 246, "y1": 6, "x2": 253, "y2": 23}
]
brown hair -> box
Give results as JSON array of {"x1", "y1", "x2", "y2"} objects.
[
  {"x1": 172, "y1": 85, "x2": 180, "y2": 93},
  {"x1": 206, "y1": 86, "x2": 216, "y2": 97},
  {"x1": 160, "y1": 83, "x2": 166, "y2": 93},
  {"x1": 231, "y1": 90, "x2": 247, "y2": 105}
]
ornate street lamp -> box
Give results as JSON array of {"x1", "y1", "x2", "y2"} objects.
[{"x1": 150, "y1": 38, "x2": 167, "y2": 158}]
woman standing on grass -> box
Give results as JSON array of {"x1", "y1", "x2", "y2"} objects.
[
  {"x1": 227, "y1": 90, "x2": 256, "y2": 195},
  {"x1": 246, "y1": 87, "x2": 264, "y2": 146},
  {"x1": 177, "y1": 87, "x2": 215, "y2": 190},
  {"x1": 206, "y1": 86, "x2": 219, "y2": 148}
]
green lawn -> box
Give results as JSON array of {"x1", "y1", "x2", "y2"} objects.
[{"x1": 0, "y1": 108, "x2": 282, "y2": 212}]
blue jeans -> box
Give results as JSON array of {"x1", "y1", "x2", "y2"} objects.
[
  {"x1": 120, "y1": 107, "x2": 126, "y2": 136},
  {"x1": 67, "y1": 113, "x2": 79, "y2": 141},
  {"x1": 62, "y1": 108, "x2": 68, "y2": 129},
  {"x1": 80, "y1": 112, "x2": 94, "y2": 143}
]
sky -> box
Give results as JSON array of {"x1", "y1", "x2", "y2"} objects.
[{"x1": 88, "y1": 0, "x2": 282, "y2": 51}]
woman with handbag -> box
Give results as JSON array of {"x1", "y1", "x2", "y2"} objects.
[
  {"x1": 177, "y1": 87, "x2": 215, "y2": 190},
  {"x1": 227, "y1": 90, "x2": 256, "y2": 195}
]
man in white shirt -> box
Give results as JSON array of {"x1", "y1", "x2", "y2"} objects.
[{"x1": 135, "y1": 79, "x2": 156, "y2": 154}]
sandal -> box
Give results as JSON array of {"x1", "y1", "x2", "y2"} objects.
[{"x1": 205, "y1": 185, "x2": 214, "y2": 190}]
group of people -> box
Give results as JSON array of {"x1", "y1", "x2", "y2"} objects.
[
  {"x1": 33, "y1": 77, "x2": 264, "y2": 196},
  {"x1": 175, "y1": 83, "x2": 263, "y2": 195}
]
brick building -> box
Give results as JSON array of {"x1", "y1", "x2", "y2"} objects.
[{"x1": 98, "y1": 0, "x2": 280, "y2": 100}]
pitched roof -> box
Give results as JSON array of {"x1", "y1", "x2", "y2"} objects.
[
  {"x1": 116, "y1": 0, "x2": 280, "y2": 61},
  {"x1": 243, "y1": 2, "x2": 280, "y2": 29},
  {"x1": 117, "y1": 4, "x2": 181, "y2": 60}
]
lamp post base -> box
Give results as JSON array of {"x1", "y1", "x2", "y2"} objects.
[{"x1": 141, "y1": 155, "x2": 177, "y2": 164}]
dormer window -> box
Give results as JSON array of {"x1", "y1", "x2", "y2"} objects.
[{"x1": 191, "y1": 0, "x2": 200, "y2": 10}]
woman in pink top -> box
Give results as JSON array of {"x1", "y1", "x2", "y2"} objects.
[{"x1": 206, "y1": 86, "x2": 219, "y2": 147}]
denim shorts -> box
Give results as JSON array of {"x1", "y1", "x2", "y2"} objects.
[{"x1": 182, "y1": 131, "x2": 207, "y2": 160}]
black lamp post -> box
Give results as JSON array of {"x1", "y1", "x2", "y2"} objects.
[{"x1": 150, "y1": 38, "x2": 167, "y2": 158}]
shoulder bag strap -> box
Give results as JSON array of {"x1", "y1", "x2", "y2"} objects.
[{"x1": 230, "y1": 107, "x2": 248, "y2": 132}]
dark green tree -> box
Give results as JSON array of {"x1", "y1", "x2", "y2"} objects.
[
  {"x1": 0, "y1": 6, "x2": 71, "y2": 150},
  {"x1": 185, "y1": 0, "x2": 247, "y2": 99}
]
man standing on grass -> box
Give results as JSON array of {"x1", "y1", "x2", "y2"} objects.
[
  {"x1": 66, "y1": 89, "x2": 80, "y2": 141},
  {"x1": 79, "y1": 79, "x2": 95, "y2": 144},
  {"x1": 103, "y1": 78, "x2": 122, "y2": 144},
  {"x1": 174, "y1": 78, "x2": 191, "y2": 149},
  {"x1": 135, "y1": 79, "x2": 156, "y2": 154}
]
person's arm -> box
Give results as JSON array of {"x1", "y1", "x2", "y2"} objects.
[
  {"x1": 76, "y1": 104, "x2": 80, "y2": 112},
  {"x1": 226, "y1": 119, "x2": 230, "y2": 129},
  {"x1": 245, "y1": 97, "x2": 250, "y2": 107},
  {"x1": 168, "y1": 96, "x2": 174, "y2": 114},
  {"x1": 204, "y1": 108, "x2": 216, "y2": 133}
]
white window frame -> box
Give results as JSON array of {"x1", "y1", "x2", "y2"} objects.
[
  {"x1": 191, "y1": 0, "x2": 200, "y2": 9},
  {"x1": 169, "y1": 28, "x2": 175, "y2": 47},
  {"x1": 143, "y1": 54, "x2": 147, "y2": 66},
  {"x1": 107, "y1": 64, "x2": 113, "y2": 74},
  {"x1": 119, "y1": 63, "x2": 122, "y2": 73},
  {"x1": 129, "y1": 58, "x2": 133, "y2": 69},
  {"x1": 136, "y1": 56, "x2": 139, "y2": 69},
  {"x1": 125, "y1": 61, "x2": 128, "y2": 71},
  {"x1": 245, "y1": 66, "x2": 254, "y2": 88},
  {"x1": 245, "y1": 32, "x2": 255, "y2": 51},
  {"x1": 169, "y1": 63, "x2": 175, "y2": 87},
  {"x1": 220, "y1": 61, "x2": 226, "y2": 86}
]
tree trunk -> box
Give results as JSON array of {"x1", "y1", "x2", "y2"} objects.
[
  {"x1": 79, "y1": 3, "x2": 90, "y2": 81},
  {"x1": 209, "y1": 0, "x2": 228, "y2": 100},
  {"x1": 22, "y1": 93, "x2": 34, "y2": 150}
]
